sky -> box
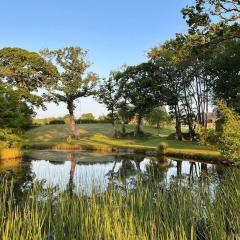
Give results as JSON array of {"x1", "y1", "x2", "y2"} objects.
[{"x1": 0, "y1": 0, "x2": 191, "y2": 118}]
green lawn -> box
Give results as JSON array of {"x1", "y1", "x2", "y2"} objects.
[{"x1": 24, "y1": 123, "x2": 220, "y2": 159}]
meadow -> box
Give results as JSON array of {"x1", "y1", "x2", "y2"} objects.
[{"x1": 23, "y1": 123, "x2": 220, "y2": 160}]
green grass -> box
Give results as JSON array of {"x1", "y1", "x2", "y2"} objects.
[
  {"x1": 24, "y1": 123, "x2": 220, "y2": 159},
  {"x1": 1, "y1": 170, "x2": 240, "y2": 239}
]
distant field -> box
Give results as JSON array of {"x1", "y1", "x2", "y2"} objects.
[{"x1": 24, "y1": 123, "x2": 218, "y2": 155}]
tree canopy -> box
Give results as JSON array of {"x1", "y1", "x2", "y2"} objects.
[{"x1": 41, "y1": 47, "x2": 99, "y2": 138}]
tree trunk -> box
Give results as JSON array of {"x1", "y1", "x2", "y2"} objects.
[
  {"x1": 122, "y1": 123, "x2": 126, "y2": 135},
  {"x1": 134, "y1": 115, "x2": 142, "y2": 137},
  {"x1": 67, "y1": 100, "x2": 80, "y2": 139},
  {"x1": 175, "y1": 105, "x2": 182, "y2": 141},
  {"x1": 112, "y1": 122, "x2": 117, "y2": 138}
]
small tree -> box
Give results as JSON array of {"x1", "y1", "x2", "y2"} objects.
[
  {"x1": 145, "y1": 107, "x2": 170, "y2": 129},
  {"x1": 117, "y1": 103, "x2": 134, "y2": 134},
  {"x1": 97, "y1": 72, "x2": 121, "y2": 137},
  {"x1": 41, "y1": 47, "x2": 99, "y2": 139},
  {"x1": 216, "y1": 100, "x2": 240, "y2": 161},
  {"x1": 80, "y1": 113, "x2": 95, "y2": 121}
]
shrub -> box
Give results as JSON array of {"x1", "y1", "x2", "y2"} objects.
[
  {"x1": 157, "y1": 142, "x2": 168, "y2": 156},
  {"x1": 196, "y1": 126, "x2": 220, "y2": 147},
  {"x1": 49, "y1": 119, "x2": 65, "y2": 125},
  {"x1": 0, "y1": 129, "x2": 21, "y2": 148},
  {"x1": 216, "y1": 100, "x2": 240, "y2": 161}
]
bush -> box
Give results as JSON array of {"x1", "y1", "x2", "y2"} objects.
[
  {"x1": 49, "y1": 119, "x2": 66, "y2": 125},
  {"x1": 157, "y1": 142, "x2": 168, "y2": 156},
  {"x1": 76, "y1": 119, "x2": 111, "y2": 124},
  {"x1": 196, "y1": 126, "x2": 221, "y2": 147},
  {"x1": 0, "y1": 129, "x2": 22, "y2": 148},
  {"x1": 216, "y1": 100, "x2": 240, "y2": 161}
]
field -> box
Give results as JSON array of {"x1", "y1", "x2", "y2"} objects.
[{"x1": 24, "y1": 123, "x2": 220, "y2": 160}]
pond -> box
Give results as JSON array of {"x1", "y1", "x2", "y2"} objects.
[{"x1": 0, "y1": 150, "x2": 236, "y2": 196}]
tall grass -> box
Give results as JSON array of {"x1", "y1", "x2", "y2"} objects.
[{"x1": 0, "y1": 171, "x2": 240, "y2": 239}]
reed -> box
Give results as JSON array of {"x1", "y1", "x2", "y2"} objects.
[{"x1": 0, "y1": 171, "x2": 240, "y2": 239}]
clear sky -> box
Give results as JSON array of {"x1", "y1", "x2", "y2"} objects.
[{"x1": 0, "y1": 0, "x2": 191, "y2": 118}]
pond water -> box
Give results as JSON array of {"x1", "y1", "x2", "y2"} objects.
[{"x1": 0, "y1": 150, "x2": 236, "y2": 195}]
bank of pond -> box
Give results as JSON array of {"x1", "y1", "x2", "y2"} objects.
[{"x1": 0, "y1": 150, "x2": 240, "y2": 239}]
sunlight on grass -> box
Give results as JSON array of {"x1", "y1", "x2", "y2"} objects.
[{"x1": 24, "y1": 124, "x2": 220, "y2": 159}]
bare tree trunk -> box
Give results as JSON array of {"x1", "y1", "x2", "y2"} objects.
[
  {"x1": 112, "y1": 122, "x2": 117, "y2": 138},
  {"x1": 175, "y1": 105, "x2": 182, "y2": 141},
  {"x1": 134, "y1": 115, "x2": 142, "y2": 137},
  {"x1": 67, "y1": 100, "x2": 80, "y2": 139},
  {"x1": 122, "y1": 122, "x2": 126, "y2": 135}
]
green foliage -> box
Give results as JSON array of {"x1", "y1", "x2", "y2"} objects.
[
  {"x1": 49, "y1": 119, "x2": 65, "y2": 125},
  {"x1": 182, "y1": 0, "x2": 240, "y2": 42},
  {"x1": 0, "y1": 129, "x2": 21, "y2": 148},
  {"x1": 217, "y1": 100, "x2": 240, "y2": 161},
  {"x1": 0, "y1": 47, "x2": 58, "y2": 107},
  {"x1": 97, "y1": 72, "x2": 122, "y2": 125},
  {"x1": 41, "y1": 47, "x2": 99, "y2": 137},
  {"x1": 208, "y1": 39, "x2": 240, "y2": 113},
  {"x1": 41, "y1": 47, "x2": 99, "y2": 104},
  {"x1": 0, "y1": 87, "x2": 34, "y2": 130},
  {"x1": 145, "y1": 107, "x2": 170, "y2": 128},
  {"x1": 80, "y1": 113, "x2": 95, "y2": 121},
  {"x1": 196, "y1": 126, "x2": 220, "y2": 147}
]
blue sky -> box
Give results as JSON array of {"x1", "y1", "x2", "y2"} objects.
[{"x1": 0, "y1": 0, "x2": 191, "y2": 118}]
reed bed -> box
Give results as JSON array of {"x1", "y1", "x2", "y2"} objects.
[{"x1": 0, "y1": 172, "x2": 240, "y2": 240}]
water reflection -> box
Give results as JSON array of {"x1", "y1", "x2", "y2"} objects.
[{"x1": 0, "y1": 150, "x2": 236, "y2": 197}]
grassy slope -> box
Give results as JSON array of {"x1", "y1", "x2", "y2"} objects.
[{"x1": 24, "y1": 124, "x2": 219, "y2": 158}]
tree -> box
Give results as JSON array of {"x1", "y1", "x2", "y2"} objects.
[
  {"x1": 182, "y1": 0, "x2": 240, "y2": 46},
  {"x1": 80, "y1": 113, "x2": 95, "y2": 121},
  {"x1": 0, "y1": 47, "x2": 58, "y2": 108},
  {"x1": 149, "y1": 36, "x2": 213, "y2": 140},
  {"x1": 148, "y1": 39, "x2": 185, "y2": 140},
  {"x1": 216, "y1": 99, "x2": 240, "y2": 161},
  {"x1": 0, "y1": 86, "x2": 34, "y2": 130},
  {"x1": 97, "y1": 72, "x2": 121, "y2": 137},
  {"x1": 117, "y1": 62, "x2": 164, "y2": 136},
  {"x1": 41, "y1": 47, "x2": 99, "y2": 139},
  {"x1": 182, "y1": 0, "x2": 240, "y2": 30},
  {"x1": 207, "y1": 39, "x2": 240, "y2": 113},
  {"x1": 117, "y1": 103, "x2": 134, "y2": 134},
  {"x1": 145, "y1": 107, "x2": 170, "y2": 129}
]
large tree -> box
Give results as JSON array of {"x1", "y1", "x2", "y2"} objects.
[
  {"x1": 207, "y1": 39, "x2": 240, "y2": 112},
  {"x1": 0, "y1": 47, "x2": 58, "y2": 108},
  {"x1": 41, "y1": 47, "x2": 99, "y2": 139},
  {"x1": 149, "y1": 36, "x2": 213, "y2": 139},
  {"x1": 116, "y1": 62, "x2": 164, "y2": 136},
  {"x1": 0, "y1": 85, "x2": 34, "y2": 130}
]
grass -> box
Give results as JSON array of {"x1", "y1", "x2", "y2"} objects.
[
  {"x1": 0, "y1": 170, "x2": 240, "y2": 239},
  {"x1": 0, "y1": 148, "x2": 22, "y2": 160},
  {"x1": 23, "y1": 123, "x2": 220, "y2": 160}
]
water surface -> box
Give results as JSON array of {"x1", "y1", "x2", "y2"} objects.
[{"x1": 0, "y1": 150, "x2": 235, "y2": 195}]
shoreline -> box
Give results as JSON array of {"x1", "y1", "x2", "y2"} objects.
[{"x1": 22, "y1": 142, "x2": 229, "y2": 165}]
